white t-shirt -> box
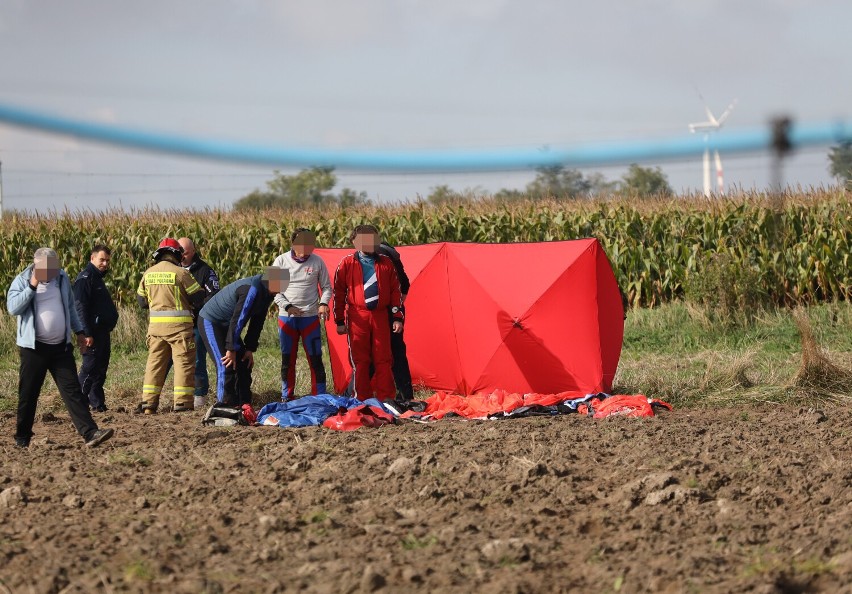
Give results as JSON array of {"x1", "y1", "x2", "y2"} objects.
[
  {"x1": 271, "y1": 252, "x2": 332, "y2": 317},
  {"x1": 35, "y1": 278, "x2": 67, "y2": 344}
]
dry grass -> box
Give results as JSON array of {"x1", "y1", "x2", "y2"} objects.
[{"x1": 789, "y1": 308, "x2": 852, "y2": 402}]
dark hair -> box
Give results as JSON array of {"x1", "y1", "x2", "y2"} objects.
[
  {"x1": 291, "y1": 227, "x2": 313, "y2": 243},
  {"x1": 91, "y1": 244, "x2": 111, "y2": 256},
  {"x1": 349, "y1": 224, "x2": 379, "y2": 242}
]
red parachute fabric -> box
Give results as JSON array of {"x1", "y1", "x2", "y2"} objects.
[
  {"x1": 577, "y1": 395, "x2": 673, "y2": 418},
  {"x1": 405, "y1": 389, "x2": 590, "y2": 420},
  {"x1": 322, "y1": 405, "x2": 395, "y2": 431},
  {"x1": 316, "y1": 240, "x2": 624, "y2": 397}
]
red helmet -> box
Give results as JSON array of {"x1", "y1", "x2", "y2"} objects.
[{"x1": 152, "y1": 238, "x2": 184, "y2": 261}]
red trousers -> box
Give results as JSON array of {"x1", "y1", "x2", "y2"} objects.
[{"x1": 347, "y1": 306, "x2": 395, "y2": 401}]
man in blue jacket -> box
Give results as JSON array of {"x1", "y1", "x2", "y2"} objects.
[
  {"x1": 6, "y1": 247, "x2": 114, "y2": 448},
  {"x1": 74, "y1": 244, "x2": 119, "y2": 413},
  {"x1": 198, "y1": 267, "x2": 288, "y2": 407}
]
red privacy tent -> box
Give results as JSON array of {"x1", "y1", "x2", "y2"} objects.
[{"x1": 314, "y1": 239, "x2": 624, "y2": 396}]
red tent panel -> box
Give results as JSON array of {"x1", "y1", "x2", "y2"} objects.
[{"x1": 314, "y1": 239, "x2": 623, "y2": 396}]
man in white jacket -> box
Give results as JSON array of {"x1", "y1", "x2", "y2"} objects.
[{"x1": 272, "y1": 228, "x2": 332, "y2": 400}]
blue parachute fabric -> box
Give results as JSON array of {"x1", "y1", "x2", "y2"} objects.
[{"x1": 256, "y1": 394, "x2": 390, "y2": 428}]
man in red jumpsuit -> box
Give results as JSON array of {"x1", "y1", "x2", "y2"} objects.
[{"x1": 333, "y1": 225, "x2": 404, "y2": 401}]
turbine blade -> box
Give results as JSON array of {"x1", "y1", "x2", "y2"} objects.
[
  {"x1": 704, "y1": 106, "x2": 718, "y2": 125},
  {"x1": 716, "y1": 99, "x2": 738, "y2": 125}
]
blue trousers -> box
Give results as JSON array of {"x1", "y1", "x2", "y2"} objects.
[{"x1": 278, "y1": 315, "x2": 327, "y2": 400}]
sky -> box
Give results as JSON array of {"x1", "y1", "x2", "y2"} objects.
[{"x1": 0, "y1": 0, "x2": 850, "y2": 213}]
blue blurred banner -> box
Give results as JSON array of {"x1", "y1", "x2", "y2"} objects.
[{"x1": 0, "y1": 102, "x2": 849, "y2": 172}]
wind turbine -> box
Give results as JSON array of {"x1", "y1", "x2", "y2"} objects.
[{"x1": 689, "y1": 98, "x2": 737, "y2": 196}]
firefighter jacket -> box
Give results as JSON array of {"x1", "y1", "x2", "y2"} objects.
[
  {"x1": 332, "y1": 252, "x2": 404, "y2": 326},
  {"x1": 136, "y1": 260, "x2": 205, "y2": 336}
]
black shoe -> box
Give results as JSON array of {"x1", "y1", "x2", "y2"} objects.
[
  {"x1": 14, "y1": 437, "x2": 30, "y2": 448},
  {"x1": 85, "y1": 428, "x2": 114, "y2": 448},
  {"x1": 173, "y1": 404, "x2": 193, "y2": 412},
  {"x1": 92, "y1": 405, "x2": 108, "y2": 413}
]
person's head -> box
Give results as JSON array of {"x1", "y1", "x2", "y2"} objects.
[
  {"x1": 349, "y1": 225, "x2": 380, "y2": 254},
  {"x1": 290, "y1": 228, "x2": 316, "y2": 259},
  {"x1": 32, "y1": 247, "x2": 60, "y2": 284},
  {"x1": 261, "y1": 266, "x2": 290, "y2": 294},
  {"x1": 152, "y1": 238, "x2": 183, "y2": 264},
  {"x1": 177, "y1": 237, "x2": 196, "y2": 266},
  {"x1": 90, "y1": 244, "x2": 112, "y2": 274}
]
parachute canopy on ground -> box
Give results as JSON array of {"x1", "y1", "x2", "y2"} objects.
[{"x1": 315, "y1": 239, "x2": 624, "y2": 396}]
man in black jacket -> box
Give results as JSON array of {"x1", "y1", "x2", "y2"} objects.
[
  {"x1": 74, "y1": 244, "x2": 119, "y2": 412},
  {"x1": 178, "y1": 237, "x2": 221, "y2": 409}
]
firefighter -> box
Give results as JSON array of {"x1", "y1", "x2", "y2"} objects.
[
  {"x1": 333, "y1": 225, "x2": 404, "y2": 401},
  {"x1": 136, "y1": 238, "x2": 205, "y2": 413}
]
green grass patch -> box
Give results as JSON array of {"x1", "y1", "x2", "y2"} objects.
[
  {"x1": 123, "y1": 558, "x2": 156, "y2": 582},
  {"x1": 108, "y1": 451, "x2": 152, "y2": 467},
  {"x1": 401, "y1": 534, "x2": 438, "y2": 550}
]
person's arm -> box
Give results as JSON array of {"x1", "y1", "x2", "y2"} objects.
[
  {"x1": 6, "y1": 273, "x2": 36, "y2": 316},
  {"x1": 242, "y1": 301, "x2": 271, "y2": 352},
  {"x1": 136, "y1": 276, "x2": 149, "y2": 310},
  {"x1": 386, "y1": 262, "x2": 404, "y2": 324},
  {"x1": 63, "y1": 274, "x2": 87, "y2": 336},
  {"x1": 318, "y1": 260, "x2": 333, "y2": 308},
  {"x1": 184, "y1": 273, "x2": 205, "y2": 313},
  {"x1": 332, "y1": 259, "x2": 348, "y2": 326},
  {"x1": 227, "y1": 285, "x2": 257, "y2": 351},
  {"x1": 73, "y1": 274, "x2": 94, "y2": 336},
  {"x1": 203, "y1": 267, "x2": 221, "y2": 303}
]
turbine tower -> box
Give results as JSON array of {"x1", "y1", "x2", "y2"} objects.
[{"x1": 689, "y1": 98, "x2": 737, "y2": 196}]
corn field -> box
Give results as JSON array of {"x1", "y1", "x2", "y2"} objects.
[{"x1": 1, "y1": 189, "x2": 849, "y2": 309}]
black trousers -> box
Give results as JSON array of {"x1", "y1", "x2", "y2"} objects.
[
  {"x1": 344, "y1": 312, "x2": 414, "y2": 401},
  {"x1": 78, "y1": 332, "x2": 111, "y2": 409},
  {"x1": 198, "y1": 317, "x2": 253, "y2": 407},
  {"x1": 17, "y1": 341, "x2": 99, "y2": 443}
]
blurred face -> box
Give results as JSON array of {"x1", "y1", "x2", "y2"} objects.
[
  {"x1": 264, "y1": 266, "x2": 290, "y2": 294},
  {"x1": 91, "y1": 250, "x2": 111, "y2": 273},
  {"x1": 353, "y1": 232, "x2": 379, "y2": 254},
  {"x1": 33, "y1": 255, "x2": 60, "y2": 283},
  {"x1": 292, "y1": 231, "x2": 316, "y2": 259},
  {"x1": 178, "y1": 239, "x2": 195, "y2": 266}
]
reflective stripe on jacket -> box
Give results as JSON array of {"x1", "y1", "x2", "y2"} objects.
[{"x1": 137, "y1": 261, "x2": 203, "y2": 334}]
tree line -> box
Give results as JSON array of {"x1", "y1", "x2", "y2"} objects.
[{"x1": 234, "y1": 143, "x2": 852, "y2": 210}]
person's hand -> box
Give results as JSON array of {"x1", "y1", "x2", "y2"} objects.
[
  {"x1": 392, "y1": 321, "x2": 404, "y2": 334},
  {"x1": 29, "y1": 274, "x2": 39, "y2": 288},
  {"x1": 318, "y1": 304, "x2": 330, "y2": 322},
  {"x1": 287, "y1": 305, "x2": 304, "y2": 316},
  {"x1": 221, "y1": 350, "x2": 237, "y2": 369},
  {"x1": 76, "y1": 334, "x2": 88, "y2": 353},
  {"x1": 336, "y1": 324, "x2": 347, "y2": 335},
  {"x1": 242, "y1": 350, "x2": 255, "y2": 369},
  {"x1": 84, "y1": 336, "x2": 95, "y2": 348}
]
